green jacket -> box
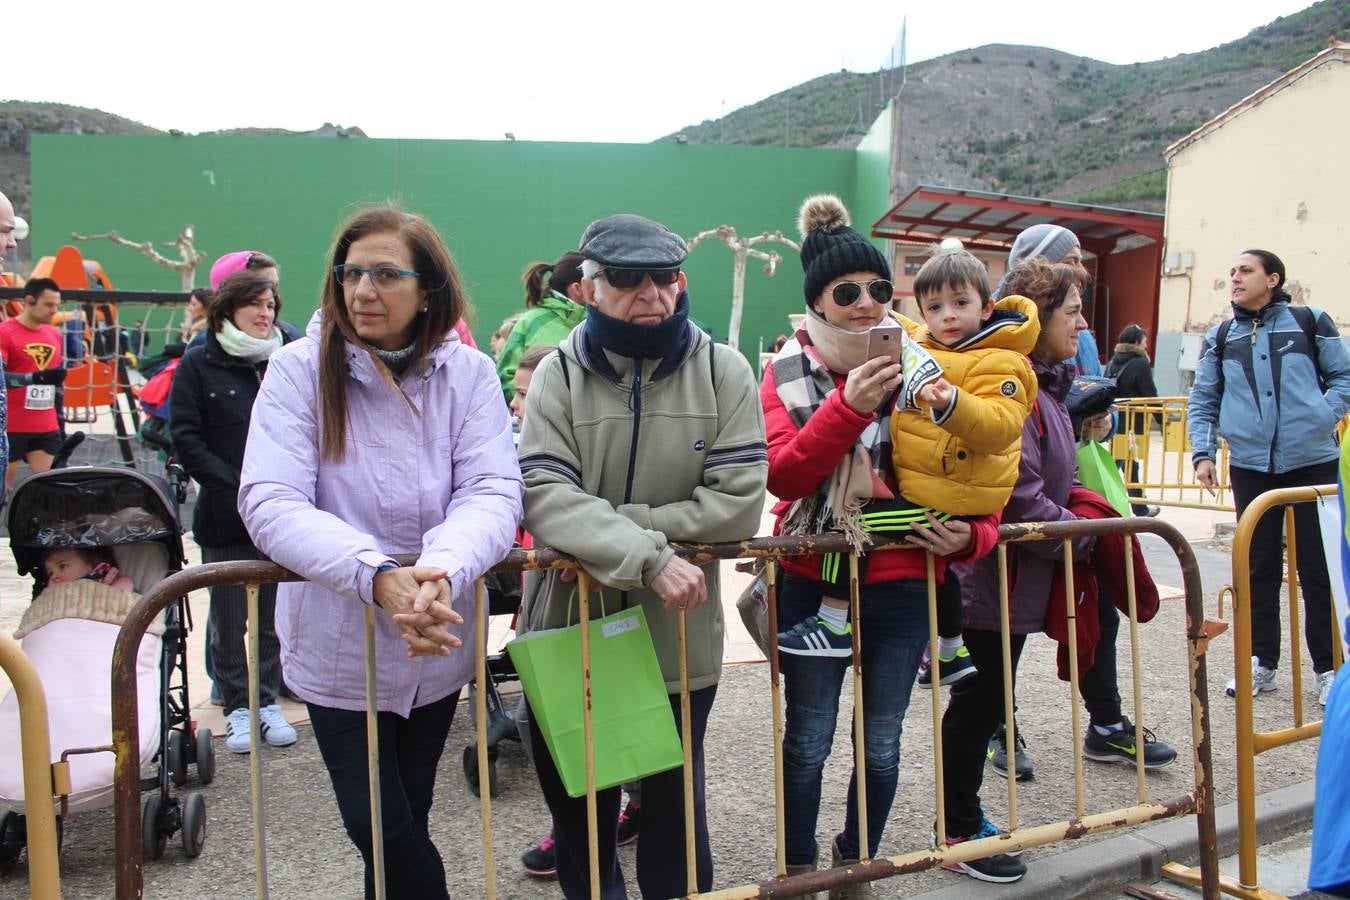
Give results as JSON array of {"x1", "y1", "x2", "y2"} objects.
[
  {"x1": 518, "y1": 321, "x2": 768, "y2": 692},
  {"x1": 497, "y1": 294, "x2": 587, "y2": 398}
]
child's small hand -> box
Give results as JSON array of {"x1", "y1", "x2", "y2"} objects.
[
  {"x1": 100, "y1": 565, "x2": 122, "y2": 585},
  {"x1": 918, "y1": 378, "x2": 954, "y2": 413}
]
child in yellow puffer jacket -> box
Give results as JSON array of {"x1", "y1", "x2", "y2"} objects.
[{"x1": 891, "y1": 250, "x2": 1039, "y2": 687}]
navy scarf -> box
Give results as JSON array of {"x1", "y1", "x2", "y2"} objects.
[{"x1": 578, "y1": 291, "x2": 694, "y2": 382}]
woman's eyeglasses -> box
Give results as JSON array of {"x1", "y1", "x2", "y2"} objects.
[
  {"x1": 333, "y1": 264, "x2": 420, "y2": 291},
  {"x1": 831, "y1": 279, "x2": 894, "y2": 307},
  {"x1": 599, "y1": 268, "x2": 681, "y2": 289}
]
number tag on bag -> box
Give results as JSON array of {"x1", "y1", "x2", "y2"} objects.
[
  {"x1": 601, "y1": 614, "x2": 640, "y2": 639},
  {"x1": 24, "y1": 384, "x2": 55, "y2": 410}
]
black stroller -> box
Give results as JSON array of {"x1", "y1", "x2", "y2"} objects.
[
  {"x1": 0, "y1": 433, "x2": 212, "y2": 871},
  {"x1": 462, "y1": 568, "x2": 526, "y2": 797}
]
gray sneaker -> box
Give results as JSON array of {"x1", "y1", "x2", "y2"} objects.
[
  {"x1": 1317, "y1": 670, "x2": 1335, "y2": 708},
  {"x1": 1225, "y1": 656, "x2": 1277, "y2": 698}
]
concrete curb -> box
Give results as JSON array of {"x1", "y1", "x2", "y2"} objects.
[{"x1": 905, "y1": 781, "x2": 1315, "y2": 899}]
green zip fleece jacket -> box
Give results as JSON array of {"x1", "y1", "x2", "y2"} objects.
[
  {"x1": 496, "y1": 294, "x2": 588, "y2": 399},
  {"x1": 518, "y1": 324, "x2": 768, "y2": 693}
]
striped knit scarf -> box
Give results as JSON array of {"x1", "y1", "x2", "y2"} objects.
[{"x1": 770, "y1": 314, "x2": 896, "y2": 551}]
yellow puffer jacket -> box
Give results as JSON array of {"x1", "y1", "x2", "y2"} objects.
[{"x1": 889, "y1": 295, "x2": 1040, "y2": 515}]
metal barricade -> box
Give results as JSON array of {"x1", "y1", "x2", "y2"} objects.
[
  {"x1": 110, "y1": 520, "x2": 1221, "y2": 899},
  {"x1": 1163, "y1": 484, "x2": 1345, "y2": 899},
  {"x1": 1113, "y1": 397, "x2": 1235, "y2": 512},
  {"x1": 0, "y1": 632, "x2": 64, "y2": 899}
]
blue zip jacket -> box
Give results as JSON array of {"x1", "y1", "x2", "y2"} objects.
[{"x1": 1189, "y1": 300, "x2": 1350, "y2": 474}]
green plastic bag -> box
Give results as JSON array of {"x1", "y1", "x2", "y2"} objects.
[
  {"x1": 507, "y1": 599, "x2": 683, "y2": 798},
  {"x1": 1076, "y1": 439, "x2": 1131, "y2": 517}
]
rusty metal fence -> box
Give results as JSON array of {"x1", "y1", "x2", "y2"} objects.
[
  {"x1": 95, "y1": 519, "x2": 1220, "y2": 899},
  {"x1": 1163, "y1": 484, "x2": 1344, "y2": 900}
]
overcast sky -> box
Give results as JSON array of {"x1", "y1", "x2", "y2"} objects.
[{"x1": 6, "y1": 0, "x2": 1320, "y2": 144}]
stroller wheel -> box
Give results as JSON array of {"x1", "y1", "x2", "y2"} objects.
[
  {"x1": 0, "y1": 811, "x2": 22, "y2": 875},
  {"x1": 181, "y1": 793, "x2": 206, "y2": 859},
  {"x1": 167, "y1": 730, "x2": 187, "y2": 787},
  {"x1": 142, "y1": 795, "x2": 167, "y2": 861},
  {"x1": 194, "y1": 728, "x2": 216, "y2": 785},
  {"x1": 462, "y1": 743, "x2": 500, "y2": 799}
]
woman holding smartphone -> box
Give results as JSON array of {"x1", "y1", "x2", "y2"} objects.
[{"x1": 761, "y1": 194, "x2": 999, "y2": 888}]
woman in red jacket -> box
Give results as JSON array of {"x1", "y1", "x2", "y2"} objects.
[{"x1": 762, "y1": 195, "x2": 998, "y2": 889}]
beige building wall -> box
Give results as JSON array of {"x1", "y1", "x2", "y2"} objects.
[{"x1": 1160, "y1": 51, "x2": 1350, "y2": 335}]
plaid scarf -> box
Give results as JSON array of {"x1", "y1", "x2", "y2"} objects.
[{"x1": 770, "y1": 314, "x2": 896, "y2": 551}]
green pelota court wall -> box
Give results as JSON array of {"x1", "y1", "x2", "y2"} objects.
[{"x1": 31, "y1": 119, "x2": 891, "y2": 355}]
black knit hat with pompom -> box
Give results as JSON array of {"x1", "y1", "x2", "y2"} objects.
[{"x1": 797, "y1": 194, "x2": 891, "y2": 305}]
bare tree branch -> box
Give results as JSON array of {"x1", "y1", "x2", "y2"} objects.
[
  {"x1": 71, "y1": 224, "x2": 206, "y2": 290},
  {"x1": 686, "y1": 226, "x2": 801, "y2": 352}
]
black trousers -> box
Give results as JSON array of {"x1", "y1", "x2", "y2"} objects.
[
  {"x1": 528, "y1": 686, "x2": 716, "y2": 899},
  {"x1": 937, "y1": 572, "x2": 962, "y2": 641},
  {"x1": 943, "y1": 593, "x2": 1125, "y2": 838},
  {"x1": 1229, "y1": 461, "x2": 1338, "y2": 673},
  {"x1": 307, "y1": 692, "x2": 459, "y2": 900},
  {"x1": 201, "y1": 542, "x2": 280, "y2": 713}
]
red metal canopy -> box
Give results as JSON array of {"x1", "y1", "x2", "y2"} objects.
[{"x1": 872, "y1": 185, "x2": 1164, "y2": 254}]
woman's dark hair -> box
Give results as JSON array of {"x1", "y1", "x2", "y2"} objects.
[
  {"x1": 208, "y1": 271, "x2": 282, "y2": 333},
  {"x1": 245, "y1": 251, "x2": 278, "y2": 272},
  {"x1": 189, "y1": 287, "x2": 214, "y2": 305},
  {"x1": 1118, "y1": 323, "x2": 1147, "y2": 345},
  {"x1": 1003, "y1": 258, "x2": 1082, "y2": 320},
  {"x1": 1239, "y1": 248, "x2": 1286, "y2": 294},
  {"x1": 521, "y1": 251, "x2": 586, "y2": 308},
  {"x1": 318, "y1": 205, "x2": 469, "y2": 462}
]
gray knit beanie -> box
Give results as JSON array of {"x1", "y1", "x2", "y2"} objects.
[
  {"x1": 796, "y1": 194, "x2": 891, "y2": 305},
  {"x1": 995, "y1": 224, "x2": 1081, "y2": 298},
  {"x1": 1007, "y1": 224, "x2": 1080, "y2": 269}
]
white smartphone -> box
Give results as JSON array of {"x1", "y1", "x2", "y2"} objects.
[{"x1": 867, "y1": 322, "x2": 904, "y2": 363}]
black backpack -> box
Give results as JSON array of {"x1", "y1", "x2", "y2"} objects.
[{"x1": 1213, "y1": 304, "x2": 1326, "y2": 395}]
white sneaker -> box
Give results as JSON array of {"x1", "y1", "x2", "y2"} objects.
[
  {"x1": 259, "y1": 704, "x2": 298, "y2": 747},
  {"x1": 1317, "y1": 670, "x2": 1336, "y2": 708},
  {"x1": 226, "y1": 707, "x2": 252, "y2": 754},
  {"x1": 1226, "y1": 656, "x2": 1277, "y2": 698}
]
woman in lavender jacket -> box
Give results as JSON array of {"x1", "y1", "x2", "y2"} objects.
[{"x1": 239, "y1": 206, "x2": 523, "y2": 899}]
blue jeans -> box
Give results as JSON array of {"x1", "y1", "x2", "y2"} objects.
[{"x1": 778, "y1": 573, "x2": 930, "y2": 864}]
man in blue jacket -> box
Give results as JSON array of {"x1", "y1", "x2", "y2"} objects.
[{"x1": 1190, "y1": 249, "x2": 1350, "y2": 707}]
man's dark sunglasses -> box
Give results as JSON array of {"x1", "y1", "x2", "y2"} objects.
[
  {"x1": 599, "y1": 267, "x2": 681, "y2": 289},
  {"x1": 831, "y1": 279, "x2": 894, "y2": 306}
]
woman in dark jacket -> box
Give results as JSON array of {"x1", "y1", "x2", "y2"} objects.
[
  {"x1": 937, "y1": 259, "x2": 1175, "y2": 885},
  {"x1": 171, "y1": 269, "x2": 296, "y2": 754},
  {"x1": 1104, "y1": 323, "x2": 1160, "y2": 516}
]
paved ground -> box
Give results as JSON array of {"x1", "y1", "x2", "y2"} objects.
[{"x1": 0, "y1": 492, "x2": 1332, "y2": 899}]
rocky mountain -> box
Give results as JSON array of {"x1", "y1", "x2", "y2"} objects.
[{"x1": 661, "y1": 0, "x2": 1350, "y2": 209}]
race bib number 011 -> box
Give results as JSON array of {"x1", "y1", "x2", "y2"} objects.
[{"x1": 24, "y1": 384, "x2": 55, "y2": 410}]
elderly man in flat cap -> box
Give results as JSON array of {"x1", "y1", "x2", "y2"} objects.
[{"x1": 519, "y1": 213, "x2": 768, "y2": 898}]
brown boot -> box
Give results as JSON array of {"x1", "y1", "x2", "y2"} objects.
[
  {"x1": 829, "y1": 834, "x2": 876, "y2": 899},
  {"x1": 783, "y1": 846, "x2": 819, "y2": 900}
]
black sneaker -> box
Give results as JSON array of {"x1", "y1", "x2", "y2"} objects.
[
  {"x1": 777, "y1": 616, "x2": 853, "y2": 657},
  {"x1": 987, "y1": 723, "x2": 1033, "y2": 781},
  {"x1": 521, "y1": 833, "x2": 557, "y2": 878},
  {"x1": 617, "y1": 800, "x2": 640, "y2": 846},
  {"x1": 1082, "y1": 716, "x2": 1178, "y2": 769},
  {"x1": 937, "y1": 818, "x2": 1027, "y2": 883}
]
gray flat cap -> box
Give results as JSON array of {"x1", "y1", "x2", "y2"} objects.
[{"x1": 578, "y1": 214, "x2": 687, "y2": 269}]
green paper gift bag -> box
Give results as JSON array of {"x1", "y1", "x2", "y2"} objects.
[
  {"x1": 507, "y1": 600, "x2": 683, "y2": 798},
  {"x1": 1076, "y1": 439, "x2": 1132, "y2": 517}
]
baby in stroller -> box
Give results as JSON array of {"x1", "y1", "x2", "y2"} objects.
[
  {"x1": 43, "y1": 546, "x2": 135, "y2": 591},
  {"x1": 0, "y1": 465, "x2": 210, "y2": 873}
]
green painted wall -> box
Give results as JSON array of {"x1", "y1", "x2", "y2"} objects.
[{"x1": 33, "y1": 135, "x2": 886, "y2": 357}]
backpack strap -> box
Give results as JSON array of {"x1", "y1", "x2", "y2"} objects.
[
  {"x1": 1214, "y1": 318, "x2": 1234, "y2": 397},
  {"x1": 556, "y1": 348, "x2": 571, "y2": 389},
  {"x1": 1289, "y1": 305, "x2": 1328, "y2": 392}
]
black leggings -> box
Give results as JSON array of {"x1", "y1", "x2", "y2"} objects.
[{"x1": 1229, "y1": 460, "x2": 1338, "y2": 673}]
